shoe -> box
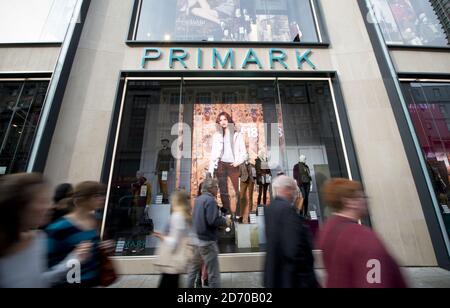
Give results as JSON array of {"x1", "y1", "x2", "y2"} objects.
[{"x1": 202, "y1": 279, "x2": 209, "y2": 288}]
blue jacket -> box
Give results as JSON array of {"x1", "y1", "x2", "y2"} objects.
[{"x1": 193, "y1": 193, "x2": 227, "y2": 242}]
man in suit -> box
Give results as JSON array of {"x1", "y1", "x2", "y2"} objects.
[{"x1": 264, "y1": 175, "x2": 318, "y2": 288}]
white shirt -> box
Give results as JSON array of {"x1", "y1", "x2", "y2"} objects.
[{"x1": 221, "y1": 130, "x2": 235, "y2": 163}]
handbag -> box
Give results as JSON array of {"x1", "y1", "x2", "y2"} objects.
[
  {"x1": 138, "y1": 207, "x2": 154, "y2": 235},
  {"x1": 153, "y1": 235, "x2": 194, "y2": 274},
  {"x1": 99, "y1": 245, "x2": 118, "y2": 287}
]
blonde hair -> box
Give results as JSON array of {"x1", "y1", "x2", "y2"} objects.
[{"x1": 170, "y1": 190, "x2": 192, "y2": 225}]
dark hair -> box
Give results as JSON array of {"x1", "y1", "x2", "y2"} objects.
[
  {"x1": 0, "y1": 173, "x2": 48, "y2": 257},
  {"x1": 216, "y1": 111, "x2": 234, "y2": 125},
  {"x1": 321, "y1": 178, "x2": 363, "y2": 212},
  {"x1": 53, "y1": 183, "x2": 74, "y2": 204},
  {"x1": 72, "y1": 181, "x2": 107, "y2": 206}
]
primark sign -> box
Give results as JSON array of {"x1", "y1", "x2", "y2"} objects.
[{"x1": 140, "y1": 47, "x2": 317, "y2": 70}]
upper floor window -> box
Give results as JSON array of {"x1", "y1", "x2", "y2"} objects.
[
  {"x1": 371, "y1": 0, "x2": 450, "y2": 47},
  {"x1": 132, "y1": 0, "x2": 323, "y2": 43},
  {"x1": 0, "y1": 0, "x2": 78, "y2": 43}
]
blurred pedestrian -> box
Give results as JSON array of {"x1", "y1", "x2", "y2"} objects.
[
  {"x1": 187, "y1": 174, "x2": 231, "y2": 288},
  {"x1": 317, "y1": 178, "x2": 408, "y2": 288},
  {"x1": 264, "y1": 176, "x2": 318, "y2": 288},
  {"x1": 153, "y1": 190, "x2": 193, "y2": 288},
  {"x1": 50, "y1": 183, "x2": 74, "y2": 224},
  {"x1": 45, "y1": 181, "x2": 116, "y2": 288},
  {"x1": 0, "y1": 173, "x2": 89, "y2": 288}
]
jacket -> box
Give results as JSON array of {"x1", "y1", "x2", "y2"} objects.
[
  {"x1": 264, "y1": 197, "x2": 318, "y2": 288},
  {"x1": 255, "y1": 157, "x2": 272, "y2": 185},
  {"x1": 208, "y1": 131, "x2": 247, "y2": 175},
  {"x1": 239, "y1": 162, "x2": 255, "y2": 183},
  {"x1": 192, "y1": 193, "x2": 227, "y2": 242},
  {"x1": 293, "y1": 163, "x2": 312, "y2": 187}
]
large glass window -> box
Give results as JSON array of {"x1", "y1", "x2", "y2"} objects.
[
  {"x1": 0, "y1": 81, "x2": 49, "y2": 175},
  {"x1": 0, "y1": 0, "x2": 78, "y2": 43},
  {"x1": 402, "y1": 82, "x2": 450, "y2": 241},
  {"x1": 103, "y1": 79, "x2": 349, "y2": 256},
  {"x1": 133, "y1": 0, "x2": 321, "y2": 43},
  {"x1": 371, "y1": 0, "x2": 449, "y2": 47}
]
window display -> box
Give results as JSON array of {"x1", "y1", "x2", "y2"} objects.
[
  {"x1": 293, "y1": 155, "x2": 313, "y2": 218},
  {"x1": 134, "y1": 0, "x2": 320, "y2": 43},
  {"x1": 402, "y1": 82, "x2": 450, "y2": 239},
  {"x1": 0, "y1": 81, "x2": 49, "y2": 175},
  {"x1": 103, "y1": 79, "x2": 349, "y2": 256},
  {"x1": 371, "y1": 0, "x2": 449, "y2": 46}
]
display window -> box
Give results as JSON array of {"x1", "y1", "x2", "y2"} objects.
[
  {"x1": 402, "y1": 81, "x2": 450, "y2": 240},
  {"x1": 0, "y1": 80, "x2": 49, "y2": 175},
  {"x1": 132, "y1": 0, "x2": 322, "y2": 43},
  {"x1": 370, "y1": 0, "x2": 449, "y2": 47},
  {"x1": 102, "y1": 78, "x2": 349, "y2": 256}
]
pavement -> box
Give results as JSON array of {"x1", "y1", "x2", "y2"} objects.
[{"x1": 110, "y1": 267, "x2": 450, "y2": 288}]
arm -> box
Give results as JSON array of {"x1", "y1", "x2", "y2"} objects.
[
  {"x1": 280, "y1": 207, "x2": 314, "y2": 272},
  {"x1": 164, "y1": 213, "x2": 187, "y2": 251},
  {"x1": 209, "y1": 133, "x2": 222, "y2": 175},
  {"x1": 42, "y1": 251, "x2": 79, "y2": 287},
  {"x1": 205, "y1": 198, "x2": 227, "y2": 228},
  {"x1": 155, "y1": 150, "x2": 161, "y2": 173},
  {"x1": 233, "y1": 133, "x2": 248, "y2": 167},
  {"x1": 146, "y1": 182, "x2": 152, "y2": 206},
  {"x1": 293, "y1": 164, "x2": 299, "y2": 184}
]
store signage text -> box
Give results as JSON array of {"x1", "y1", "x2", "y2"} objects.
[{"x1": 140, "y1": 48, "x2": 317, "y2": 70}]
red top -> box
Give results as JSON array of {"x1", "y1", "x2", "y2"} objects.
[{"x1": 316, "y1": 215, "x2": 408, "y2": 288}]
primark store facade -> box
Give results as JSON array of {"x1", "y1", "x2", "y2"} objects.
[{"x1": 0, "y1": 0, "x2": 450, "y2": 273}]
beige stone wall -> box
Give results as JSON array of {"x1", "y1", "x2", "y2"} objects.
[
  {"x1": 320, "y1": 0, "x2": 436, "y2": 266},
  {"x1": 43, "y1": 0, "x2": 439, "y2": 266},
  {"x1": 0, "y1": 47, "x2": 60, "y2": 72},
  {"x1": 390, "y1": 50, "x2": 450, "y2": 74}
]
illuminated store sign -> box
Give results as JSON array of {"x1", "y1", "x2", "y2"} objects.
[{"x1": 140, "y1": 48, "x2": 317, "y2": 70}]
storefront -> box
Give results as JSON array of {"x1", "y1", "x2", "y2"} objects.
[
  {"x1": 2, "y1": 0, "x2": 449, "y2": 273},
  {"x1": 101, "y1": 75, "x2": 353, "y2": 258}
]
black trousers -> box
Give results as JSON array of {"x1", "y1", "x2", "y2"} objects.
[
  {"x1": 300, "y1": 183, "x2": 311, "y2": 217},
  {"x1": 257, "y1": 183, "x2": 270, "y2": 205},
  {"x1": 158, "y1": 274, "x2": 180, "y2": 288}
]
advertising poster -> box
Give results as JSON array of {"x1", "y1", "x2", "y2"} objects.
[
  {"x1": 173, "y1": 0, "x2": 295, "y2": 42},
  {"x1": 191, "y1": 103, "x2": 268, "y2": 210}
]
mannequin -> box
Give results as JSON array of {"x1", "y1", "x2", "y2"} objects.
[
  {"x1": 155, "y1": 139, "x2": 174, "y2": 204},
  {"x1": 131, "y1": 170, "x2": 152, "y2": 227},
  {"x1": 255, "y1": 150, "x2": 271, "y2": 207},
  {"x1": 239, "y1": 154, "x2": 255, "y2": 224},
  {"x1": 293, "y1": 155, "x2": 312, "y2": 217}
]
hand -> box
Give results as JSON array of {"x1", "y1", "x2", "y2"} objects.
[
  {"x1": 99, "y1": 240, "x2": 116, "y2": 255},
  {"x1": 231, "y1": 162, "x2": 240, "y2": 168},
  {"x1": 152, "y1": 232, "x2": 164, "y2": 240},
  {"x1": 225, "y1": 217, "x2": 232, "y2": 227},
  {"x1": 73, "y1": 241, "x2": 93, "y2": 264}
]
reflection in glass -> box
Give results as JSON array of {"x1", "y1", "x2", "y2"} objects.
[
  {"x1": 402, "y1": 82, "x2": 450, "y2": 240},
  {"x1": 371, "y1": 0, "x2": 449, "y2": 46},
  {"x1": 0, "y1": 0, "x2": 78, "y2": 43},
  {"x1": 0, "y1": 81, "x2": 49, "y2": 174},
  {"x1": 135, "y1": 0, "x2": 320, "y2": 42},
  {"x1": 104, "y1": 79, "x2": 349, "y2": 256}
]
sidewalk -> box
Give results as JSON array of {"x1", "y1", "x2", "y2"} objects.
[{"x1": 110, "y1": 268, "x2": 450, "y2": 288}]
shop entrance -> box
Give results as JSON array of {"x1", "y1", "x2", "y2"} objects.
[{"x1": 102, "y1": 77, "x2": 351, "y2": 257}]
